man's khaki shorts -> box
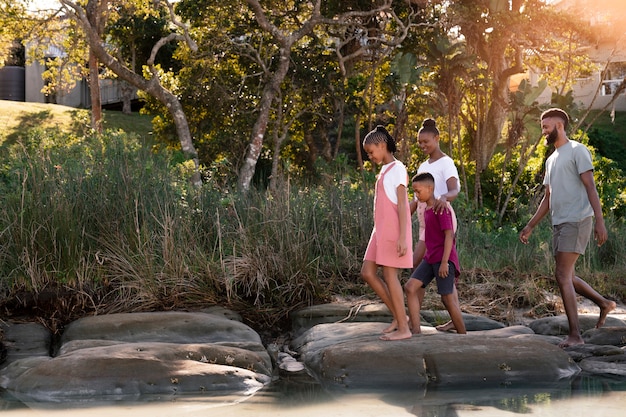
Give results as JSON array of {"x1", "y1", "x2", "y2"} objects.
[{"x1": 552, "y1": 216, "x2": 593, "y2": 255}]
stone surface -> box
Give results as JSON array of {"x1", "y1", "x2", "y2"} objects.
[
  {"x1": 578, "y1": 353, "x2": 626, "y2": 377},
  {"x1": 528, "y1": 314, "x2": 626, "y2": 336},
  {"x1": 290, "y1": 302, "x2": 395, "y2": 337},
  {"x1": 563, "y1": 343, "x2": 625, "y2": 361},
  {"x1": 420, "y1": 310, "x2": 506, "y2": 331},
  {"x1": 60, "y1": 311, "x2": 262, "y2": 346},
  {"x1": 1, "y1": 311, "x2": 272, "y2": 403},
  {"x1": 2, "y1": 304, "x2": 626, "y2": 403},
  {"x1": 582, "y1": 327, "x2": 626, "y2": 346},
  {"x1": 1, "y1": 342, "x2": 271, "y2": 402},
  {"x1": 467, "y1": 325, "x2": 534, "y2": 338},
  {"x1": 0, "y1": 322, "x2": 50, "y2": 366},
  {"x1": 291, "y1": 303, "x2": 506, "y2": 337},
  {"x1": 293, "y1": 322, "x2": 580, "y2": 390}
]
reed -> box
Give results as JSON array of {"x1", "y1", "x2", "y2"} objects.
[{"x1": 0, "y1": 129, "x2": 623, "y2": 333}]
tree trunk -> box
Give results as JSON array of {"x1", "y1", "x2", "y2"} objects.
[
  {"x1": 497, "y1": 133, "x2": 542, "y2": 224},
  {"x1": 62, "y1": 0, "x2": 201, "y2": 186},
  {"x1": 355, "y1": 113, "x2": 364, "y2": 171},
  {"x1": 120, "y1": 80, "x2": 134, "y2": 115},
  {"x1": 86, "y1": 0, "x2": 104, "y2": 133},
  {"x1": 475, "y1": 72, "x2": 509, "y2": 174},
  {"x1": 392, "y1": 88, "x2": 409, "y2": 163},
  {"x1": 332, "y1": 97, "x2": 345, "y2": 158},
  {"x1": 238, "y1": 50, "x2": 291, "y2": 192},
  {"x1": 88, "y1": 49, "x2": 102, "y2": 133}
]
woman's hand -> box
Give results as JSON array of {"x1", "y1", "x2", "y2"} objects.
[{"x1": 433, "y1": 196, "x2": 449, "y2": 214}]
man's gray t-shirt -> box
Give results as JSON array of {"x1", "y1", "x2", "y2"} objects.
[{"x1": 543, "y1": 140, "x2": 594, "y2": 226}]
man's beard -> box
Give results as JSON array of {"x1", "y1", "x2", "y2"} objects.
[{"x1": 546, "y1": 126, "x2": 558, "y2": 145}]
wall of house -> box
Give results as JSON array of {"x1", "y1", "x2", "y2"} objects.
[
  {"x1": 25, "y1": 59, "x2": 89, "y2": 108},
  {"x1": 573, "y1": 72, "x2": 626, "y2": 112}
]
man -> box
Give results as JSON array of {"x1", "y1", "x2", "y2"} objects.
[{"x1": 519, "y1": 108, "x2": 616, "y2": 348}]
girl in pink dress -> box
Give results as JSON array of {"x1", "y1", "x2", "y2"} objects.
[{"x1": 361, "y1": 126, "x2": 413, "y2": 341}]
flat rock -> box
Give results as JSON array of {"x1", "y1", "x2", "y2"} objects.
[
  {"x1": 0, "y1": 342, "x2": 270, "y2": 402},
  {"x1": 1, "y1": 311, "x2": 272, "y2": 403},
  {"x1": 290, "y1": 303, "x2": 395, "y2": 337},
  {"x1": 467, "y1": 325, "x2": 533, "y2": 338},
  {"x1": 294, "y1": 322, "x2": 580, "y2": 390},
  {"x1": 528, "y1": 314, "x2": 626, "y2": 336},
  {"x1": 582, "y1": 327, "x2": 626, "y2": 346},
  {"x1": 60, "y1": 311, "x2": 261, "y2": 346},
  {"x1": 578, "y1": 353, "x2": 626, "y2": 376},
  {"x1": 420, "y1": 310, "x2": 506, "y2": 331},
  {"x1": 509, "y1": 333, "x2": 570, "y2": 345},
  {"x1": 290, "y1": 303, "x2": 505, "y2": 337},
  {"x1": 0, "y1": 322, "x2": 50, "y2": 367},
  {"x1": 563, "y1": 344, "x2": 625, "y2": 361}
]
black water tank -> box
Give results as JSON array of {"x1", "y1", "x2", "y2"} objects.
[{"x1": 0, "y1": 66, "x2": 25, "y2": 101}]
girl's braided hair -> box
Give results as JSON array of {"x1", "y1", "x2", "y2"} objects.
[{"x1": 363, "y1": 125, "x2": 397, "y2": 153}]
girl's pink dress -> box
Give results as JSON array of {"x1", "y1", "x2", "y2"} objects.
[{"x1": 364, "y1": 161, "x2": 413, "y2": 268}]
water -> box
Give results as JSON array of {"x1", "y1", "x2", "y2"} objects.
[{"x1": 2, "y1": 375, "x2": 625, "y2": 417}]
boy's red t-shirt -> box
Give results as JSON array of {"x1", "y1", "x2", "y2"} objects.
[{"x1": 423, "y1": 207, "x2": 460, "y2": 277}]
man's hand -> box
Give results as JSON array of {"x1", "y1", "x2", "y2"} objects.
[
  {"x1": 594, "y1": 220, "x2": 608, "y2": 247},
  {"x1": 519, "y1": 225, "x2": 533, "y2": 244}
]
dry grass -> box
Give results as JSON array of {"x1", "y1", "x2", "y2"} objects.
[{"x1": 416, "y1": 267, "x2": 566, "y2": 325}]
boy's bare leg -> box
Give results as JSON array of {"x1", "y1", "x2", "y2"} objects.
[
  {"x1": 555, "y1": 252, "x2": 585, "y2": 347},
  {"x1": 380, "y1": 266, "x2": 412, "y2": 340},
  {"x1": 572, "y1": 275, "x2": 617, "y2": 328},
  {"x1": 435, "y1": 287, "x2": 458, "y2": 332},
  {"x1": 441, "y1": 290, "x2": 466, "y2": 334},
  {"x1": 406, "y1": 240, "x2": 427, "y2": 333},
  {"x1": 405, "y1": 279, "x2": 424, "y2": 334},
  {"x1": 361, "y1": 260, "x2": 395, "y2": 332}
]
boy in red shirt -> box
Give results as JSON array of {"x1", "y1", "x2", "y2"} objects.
[{"x1": 406, "y1": 172, "x2": 466, "y2": 334}]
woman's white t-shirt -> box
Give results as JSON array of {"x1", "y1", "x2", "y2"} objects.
[{"x1": 417, "y1": 156, "x2": 460, "y2": 198}]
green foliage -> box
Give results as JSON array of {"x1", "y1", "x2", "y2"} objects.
[
  {"x1": 0, "y1": 129, "x2": 624, "y2": 331},
  {"x1": 585, "y1": 110, "x2": 626, "y2": 172},
  {"x1": 570, "y1": 130, "x2": 626, "y2": 219},
  {"x1": 0, "y1": 129, "x2": 181, "y2": 289},
  {"x1": 0, "y1": 130, "x2": 372, "y2": 329},
  {"x1": 106, "y1": 6, "x2": 179, "y2": 72}
]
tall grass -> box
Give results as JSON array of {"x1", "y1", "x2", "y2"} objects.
[{"x1": 0, "y1": 129, "x2": 623, "y2": 332}]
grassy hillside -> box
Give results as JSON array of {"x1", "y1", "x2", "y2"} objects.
[{"x1": 0, "y1": 100, "x2": 154, "y2": 142}]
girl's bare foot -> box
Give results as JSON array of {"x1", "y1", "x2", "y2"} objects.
[
  {"x1": 382, "y1": 319, "x2": 398, "y2": 334},
  {"x1": 558, "y1": 335, "x2": 584, "y2": 348},
  {"x1": 596, "y1": 300, "x2": 617, "y2": 328},
  {"x1": 380, "y1": 329, "x2": 412, "y2": 341},
  {"x1": 435, "y1": 320, "x2": 456, "y2": 333},
  {"x1": 382, "y1": 316, "x2": 409, "y2": 334}
]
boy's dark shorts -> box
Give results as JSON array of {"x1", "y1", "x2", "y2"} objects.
[{"x1": 409, "y1": 260, "x2": 456, "y2": 295}]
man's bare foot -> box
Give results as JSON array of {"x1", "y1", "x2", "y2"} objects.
[
  {"x1": 596, "y1": 300, "x2": 617, "y2": 328},
  {"x1": 380, "y1": 329, "x2": 412, "y2": 341},
  {"x1": 435, "y1": 321, "x2": 456, "y2": 333},
  {"x1": 558, "y1": 335, "x2": 584, "y2": 348},
  {"x1": 382, "y1": 316, "x2": 409, "y2": 334}
]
